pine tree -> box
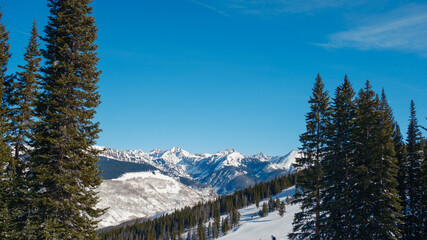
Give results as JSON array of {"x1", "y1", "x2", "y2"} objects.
[
  {"x1": 278, "y1": 201, "x2": 286, "y2": 217},
  {"x1": 260, "y1": 202, "x2": 268, "y2": 217},
  {"x1": 290, "y1": 74, "x2": 331, "y2": 240},
  {"x1": 0, "y1": 9, "x2": 10, "y2": 116},
  {"x1": 197, "y1": 217, "x2": 206, "y2": 240},
  {"x1": 404, "y1": 100, "x2": 424, "y2": 239},
  {"x1": 8, "y1": 18, "x2": 41, "y2": 159},
  {"x1": 221, "y1": 217, "x2": 229, "y2": 235},
  {"x1": 421, "y1": 136, "x2": 426, "y2": 239},
  {"x1": 350, "y1": 81, "x2": 401, "y2": 239},
  {"x1": 321, "y1": 75, "x2": 357, "y2": 239},
  {"x1": 381, "y1": 89, "x2": 408, "y2": 238},
  {"x1": 30, "y1": 0, "x2": 103, "y2": 238},
  {"x1": 0, "y1": 8, "x2": 14, "y2": 239},
  {"x1": 5, "y1": 18, "x2": 42, "y2": 237},
  {"x1": 422, "y1": 135, "x2": 427, "y2": 239}
]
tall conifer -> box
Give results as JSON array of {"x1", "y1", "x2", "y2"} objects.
[
  {"x1": 321, "y1": 75, "x2": 356, "y2": 240},
  {"x1": 289, "y1": 74, "x2": 331, "y2": 240},
  {"x1": 30, "y1": 0, "x2": 103, "y2": 238},
  {"x1": 422, "y1": 135, "x2": 426, "y2": 238},
  {"x1": 380, "y1": 89, "x2": 408, "y2": 239},
  {"x1": 0, "y1": 8, "x2": 14, "y2": 239},
  {"x1": 9, "y1": 18, "x2": 41, "y2": 159},
  {"x1": 404, "y1": 100, "x2": 424, "y2": 239},
  {"x1": 4, "y1": 18, "x2": 43, "y2": 238},
  {"x1": 350, "y1": 81, "x2": 401, "y2": 239}
]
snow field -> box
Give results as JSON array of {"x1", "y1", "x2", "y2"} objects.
[{"x1": 217, "y1": 187, "x2": 298, "y2": 240}]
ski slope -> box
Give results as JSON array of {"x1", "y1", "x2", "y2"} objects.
[{"x1": 218, "y1": 187, "x2": 299, "y2": 240}]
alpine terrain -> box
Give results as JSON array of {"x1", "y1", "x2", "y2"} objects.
[{"x1": 96, "y1": 147, "x2": 299, "y2": 228}]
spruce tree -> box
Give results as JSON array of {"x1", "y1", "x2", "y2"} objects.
[
  {"x1": 351, "y1": 81, "x2": 401, "y2": 239},
  {"x1": 404, "y1": 100, "x2": 424, "y2": 239},
  {"x1": 4, "y1": 19, "x2": 42, "y2": 238},
  {"x1": 422, "y1": 136, "x2": 427, "y2": 239},
  {"x1": 0, "y1": 9, "x2": 10, "y2": 116},
  {"x1": 278, "y1": 201, "x2": 286, "y2": 217},
  {"x1": 289, "y1": 74, "x2": 331, "y2": 240},
  {"x1": 0, "y1": 8, "x2": 14, "y2": 239},
  {"x1": 9, "y1": 18, "x2": 41, "y2": 159},
  {"x1": 30, "y1": 0, "x2": 103, "y2": 238},
  {"x1": 321, "y1": 75, "x2": 356, "y2": 240},
  {"x1": 381, "y1": 89, "x2": 408, "y2": 238}
]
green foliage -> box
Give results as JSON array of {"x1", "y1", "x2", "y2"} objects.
[
  {"x1": 259, "y1": 202, "x2": 268, "y2": 217},
  {"x1": 320, "y1": 75, "x2": 356, "y2": 239},
  {"x1": 290, "y1": 74, "x2": 331, "y2": 240},
  {"x1": 403, "y1": 100, "x2": 424, "y2": 239},
  {"x1": 27, "y1": 0, "x2": 103, "y2": 238},
  {"x1": 7, "y1": 18, "x2": 41, "y2": 159},
  {"x1": 278, "y1": 201, "x2": 286, "y2": 217},
  {"x1": 3, "y1": 18, "x2": 43, "y2": 237},
  {"x1": 221, "y1": 217, "x2": 229, "y2": 235},
  {"x1": 0, "y1": 8, "x2": 14, "y2": 240},
  {"x1": 292, "y1": 77, "x2": 404, "y2": 240}
]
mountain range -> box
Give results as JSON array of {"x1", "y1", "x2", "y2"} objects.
[
  {"x1": 96, "y1": 146, "x2": 300, "y2": 228},
  {"x1": 97, "y1": 146, "x2": 299, "y2": 195}
]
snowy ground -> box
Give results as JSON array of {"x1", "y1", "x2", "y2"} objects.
[
  {"x1": 97, "y1": 171, "x2": 217, "y2": 228},
  {"x1": 217, "y1": 187, "x2": 299, "y2": 240}
]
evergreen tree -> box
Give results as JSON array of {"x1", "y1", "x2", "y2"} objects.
[
  {"x1": 422, "y1": 136, "x2": 427, "y2": 239},
  {"x1": 207, "y1": 222, "x2": 211, "y2": 240},
  {"x1": 221, "y1": 217, "x2": 229, "y2": 235},
  {"x1": 381, "y1": 89, "x2": 408, "y2": 239},
  {"x1": 5, "y1": 18, "x2": 42, "y2": 237},
  {"x1": 0, "y1": 9, "x2": 10, "y2": 116},
  {"x1": 8, "y1": 18, "x2": 41, "y2": 159},
  {"x1": 197, "y1": 217, "x2": 206, "y2": 240},
  {"x1": 321, "y1": 75, "x2": 356, "y2": 240},
  {"x1": 351, "y1": 81, "x2": 401, "y2": 239},
  {"x1": 404, "y1": 100, "x2": 424, "y2": 239},
  {"x1": 290, "y1": 74, "x2": 331, "y2": 240},
  {"x1": 0, "y1": 8, "x2": 14, "y2": 239},
  {"x1": 261, "y1": 202, "x2": 268, "y2": 217},
  {"x1": 30, "y1": 0, "x2": 103, "y2": 238},
  {"x1": 278, "y1": 201, "x2": 286, "y2": 217}
]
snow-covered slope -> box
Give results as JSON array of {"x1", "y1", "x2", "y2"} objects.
[
  {"x1": 97, "y1": 171, "x2": 217, "y2": 228},
  {"x1": 98, "y1": 147, "x2": 300, "y2": 195},
  {"x1": 218, "y1": 187, "x2": 299, "y2": 240}
]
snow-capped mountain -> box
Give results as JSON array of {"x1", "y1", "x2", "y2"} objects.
[
  {"x1": 97, "y1": 146, "x2": 300, "y2": 195},
  {"x1": 97, "y1": 171, "x2": 217, "y2": 228}
]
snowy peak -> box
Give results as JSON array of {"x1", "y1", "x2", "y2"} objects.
[
  {"x1": 253, "y1": 152, "x2": 270, "y2": 161},
  {"x1": 207, "y1": 149, "x2": 245, "y2": 170},
  {"x1": 216, "y1": 149, "x2": 237, "y2": 155},
  {"x1": 149, "y1": 148, "x2": 163, "y2": 155},
  {"x1": 161, "y1": 147, "x2": 197, "y2": 163},
  {"x1": 270, "y1": 149, "x2": 300, "y2": 170}
]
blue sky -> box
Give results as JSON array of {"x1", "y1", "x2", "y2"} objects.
[{"x1": 2, "y1": 0, "x2": 427, "y2": 155}]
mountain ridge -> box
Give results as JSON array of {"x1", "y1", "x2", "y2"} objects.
[{"x1": 97, "y1": 146, "x2": 300, "y2": 195}]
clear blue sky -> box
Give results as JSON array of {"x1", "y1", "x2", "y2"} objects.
[{"x1": 2, "y1": 0, "x2": 427, "y2": 155}]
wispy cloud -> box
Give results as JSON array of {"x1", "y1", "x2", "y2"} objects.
[
  {"x1": 10, "y1": 27, "x2": 31, "y2": 36},
  {"x1": 319, "y1": 4, "x2": 427, "y2": 56},
  {"x1": 187, "y1": 0, "x2": 230, "y2": 17},
  {"x1": 186, "y1": 0, "x2": 362, "y2": 16}
]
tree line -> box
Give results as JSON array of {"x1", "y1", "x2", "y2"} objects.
[
  {"x1": 0, "y1": 0, "x2": 102, "y2": 239},
  {"x1": 290, "y1": 74, "x2": 426, "y2": 240},
  {"x1": 100, "y1": 174, "x2": 296, "y2": 240}
]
